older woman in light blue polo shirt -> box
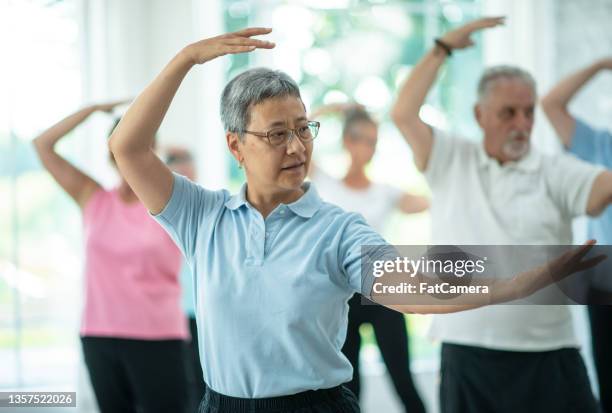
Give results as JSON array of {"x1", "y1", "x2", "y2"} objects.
[{"x1": 109, "y1": 28, "x2": 600, "y2": 413}]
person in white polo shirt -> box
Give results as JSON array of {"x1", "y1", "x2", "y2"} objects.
[{"x1": 391, "y1": 17, "x2": 612, "y2": 413}]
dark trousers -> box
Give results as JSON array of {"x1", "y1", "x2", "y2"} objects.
[
  {"x1": 198, "y1": 383, "x2": 359, "y2": 413},
  {"x1": 589, "y1": 305, "x2": 612, "y2": 412},
  {"x1": 440, "y1": 343, "x2": 598, "y2": 413},
  {"x1": 341, "y1": 295, "x2": 426, "y2": 413},
  {"x1": 81, "y1": 336, "x2": 189, "y2": 413},
  {"x1": 185, "y1": 317, "x2": 206, "y2": 413}
]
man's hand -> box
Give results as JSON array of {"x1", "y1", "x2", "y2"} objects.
[{"x1": 439, "y1": 17, "x2": 506, "y2": 50}]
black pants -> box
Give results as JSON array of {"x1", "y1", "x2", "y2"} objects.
[
  {"x1": 341, "y1": 295, "x2": 425, "y2": 413},
  {"x1": 440, "y1": 343, "x2": 598, "y2": 413},
  {"x1": 198, "y1": 383, "x2": 360, "y2": 413},
  {"x1": 81, "y1": 336, "x2": 189, "y2": 413},
  {"x1": 185, "y1": 317, "x2": 206, "y2": 413},
  {"x1": 589, "y1": 305, "x2": 612, "y2": 412}
]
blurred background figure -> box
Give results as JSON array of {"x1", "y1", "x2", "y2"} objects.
[
  {"x1": 310, "y1": 103, "x2": 429, "y2": 413},
  {"x1": 164, "y1": 145, "x2": 206, "y2": 413},
  {"x1": 542, "y1": 58, "x2": 612, "y2": 413},
  {"x1": 32, "y1": 103, "x2": 190, "y2": 413}
]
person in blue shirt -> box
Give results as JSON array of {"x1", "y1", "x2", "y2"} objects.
[
  {"x1": 542, "y1": 57, "x2": 612, "y2": 413},
  {"x1": 107, "y1": 27, "x2": 601, "y2": 413}
]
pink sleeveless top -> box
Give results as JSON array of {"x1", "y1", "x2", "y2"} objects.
[{"x1": 80, "y1": 188, "x2": 188, "y2": 339}]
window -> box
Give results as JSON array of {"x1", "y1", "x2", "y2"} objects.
[{"x1": 0, "y1": 0, "x2": 84, "y2": 389}]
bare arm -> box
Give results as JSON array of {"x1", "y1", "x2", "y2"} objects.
[
  {"x1": 390, "y1": 17, "x2": 505, "y2": 172},
  {"x1": 541, "y1": 58, "x2": 612, "y2": 147},
  {"x1": 378, "y1": 240, "x2": 603, "y2": 314},
  {"x1": 109, "y1": 28, "x2": 275, "y2": 214},
  {"x1": 33, "y1": 102, "x2": 124, "y2": 209},
  {"x1": 586, "y1": 170, "x2": 612, "y2": 216},
  {"x1": 397, "y1": 193, "x2": 429, "y2": 214}
]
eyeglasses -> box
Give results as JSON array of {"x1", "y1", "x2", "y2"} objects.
[{"x1": 243, "y1": 121, "x2": 320, "y2": 146}]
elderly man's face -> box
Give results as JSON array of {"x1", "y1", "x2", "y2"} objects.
[
  {"x1": 475, "y1": 78, "x2": 535, "y2": 163},
  {"x1": 230, "y1": 95, "x2": 311, "y2": 196}
]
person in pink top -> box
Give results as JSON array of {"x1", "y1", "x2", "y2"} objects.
[{"x1": 33, "y1": 101, "x2": 189, "y2": 413}]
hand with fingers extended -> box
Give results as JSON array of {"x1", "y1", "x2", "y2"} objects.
[
  {"x1": 511, "y1": 240, "x2": 607, "y2": 300},
  {"x1": 439, "y1": 16, "x2": 505, "y2": 51},
  {"x1": 183, "y1": 27, "x2": 276, "y2": 65}
]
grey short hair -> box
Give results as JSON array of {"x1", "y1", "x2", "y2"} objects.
[
  {"x1": 477, "y1": 65, "x2": 537, "y2": 102},
  {"x1": 220, "y1": 68, "x2": 302, "y2": 136}
]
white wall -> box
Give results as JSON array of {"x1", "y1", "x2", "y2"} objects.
[
  {"x1": 83, "y1": 0, "x2": 228, "y2": 189},
  {"x1": 482, "y1": 0, "x2": 559, "y2": 153}
]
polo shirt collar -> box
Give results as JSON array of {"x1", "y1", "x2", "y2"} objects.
[
  {"x1": 477, "y1": 142, "x2": 540, "y2": 172},
  {"x1": 286, "y1": 182, "x2": 321, "y2": 218},
  {"x1": 224, "y1": 182, "x2": 322, "y2": 218}
]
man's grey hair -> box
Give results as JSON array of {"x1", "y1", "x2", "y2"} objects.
[
  {"x1": 220, "y1": 68, "x2": 302, "y2": 136},
  {"x1": 477, "y1": 65, "x2": 537, "y2": 102}
]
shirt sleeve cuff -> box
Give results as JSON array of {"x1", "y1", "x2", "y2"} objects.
[{"x1": 151, "y1": 172, "x2": 185, "y2": 224}]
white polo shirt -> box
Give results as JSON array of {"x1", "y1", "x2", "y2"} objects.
[
  {"x1": 426, "y1": 128, "x2": 603, "y2": 351},
  {"x1": 311, "y1": 168, "x2": 402, "y2": 233}
]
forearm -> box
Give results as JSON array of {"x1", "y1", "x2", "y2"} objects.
[
  {"x1": 398, "y1": 193, "x2": 430, "y2": 214},
  {"x1": 109, "y1": 49, "x2": 194, "y2": 157},
  {"x1": 372, "y1": 274, "x2": 518, "y2": 315},
  {"x1": 33, "y1": 106, "x2": 96, "y2": 151},
  {"x1": 391, "y1": 46, "x2": 447, "y2": 124},
  {"x1": 587, "y1": 171, "x2": 612, "y2": 217},
  {"x1": 388, "y1": 304, "x2": 480, "y2": 314},
  {"x1": 542, "y1": 61, "x2": 605, "y2": 112}
]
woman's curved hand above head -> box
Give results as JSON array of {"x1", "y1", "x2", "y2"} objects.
[{"x1": 183, "y1": 28, "x2": 275, "y2": 65}]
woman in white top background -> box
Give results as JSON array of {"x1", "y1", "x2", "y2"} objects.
[{"x1": 310, "y1": 104, "x2": 429, "y2": 412}]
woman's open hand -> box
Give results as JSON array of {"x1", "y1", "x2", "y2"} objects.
[
  {"x1": 512, "y1": 240, "x2": 607, "y2": 300},
  {"x1": 184, "y1": 27, "x2": 275, "y2": 65}
]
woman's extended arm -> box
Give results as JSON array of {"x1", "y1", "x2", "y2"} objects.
[{"x1": 379, "y1": 240, "x2": 605, "y2": 314}]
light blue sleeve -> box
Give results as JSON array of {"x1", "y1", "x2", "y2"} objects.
[
  {"x1": 338, "y1": 214, "x2": 397, "y2": 295},
  {"x1": 152, "y1": 173, "x2": 227, "y2": 262},
  {"x1": 569, "y1": 118, "x2": 612, "y2": 167},
  {"x1": 179, "y1": 260, "x2": 196, "y2": 317}
]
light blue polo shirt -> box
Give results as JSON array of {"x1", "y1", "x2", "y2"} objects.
[
  {"x1": 179, "y1": 261, "x2": 196, "y2": 317},
  {"x1": 153, "y1": 173, "x2": 388, "y2": 398},
  {"x1": 568, "y1": 118, "x2": 612, "y2": 245}
]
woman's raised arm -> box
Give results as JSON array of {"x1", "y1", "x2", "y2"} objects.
[
  {"x1": 109, "y1": 28, "x2": 275, "y2": 214},
  {"x1": 33, "y1": 101, "x2": 125, "y2": 209}
]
